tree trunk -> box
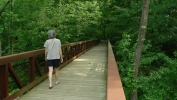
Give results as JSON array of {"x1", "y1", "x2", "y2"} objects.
[
  {"x1": 10, "y1": 0, "x2": 14, "y2": 54},
  {"x1": 0, "y1": 0, "x2": 12, "y2": 16},
  {"x1": 131, "y1": 0, "x2": 150, "y2": 100},
  {"x1": 0, "y1": 15, "x2": 7, "y2": 56},
  {"x1": 0, "y1": 0, "x2": 12, "y2": 56}
]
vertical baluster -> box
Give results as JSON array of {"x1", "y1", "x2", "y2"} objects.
[
  {"x1": 75, "y1": 45, "x2": 78, "y2": 56},
  {"x1": 64, "y1": 47, "x2": 68, "y2": 62},
  {"x1": 29, "y1": 57, "x2": 35, "y2": 82},
  {"x1": 78, "y1": 44, "x2": 81, "y2": 54},
  {"x1": 0, "y1": 64, "x2": 9, "y2": 100},
  {"x1": 70, "y1": 46, "x2": 73, "y2": 59},
  {"x1": 83, "y1": 42, "x2": 86, "y2": 51},
  {"x1": 73, "y1": 45, "x2": 75, "y2": 57},
  {"x1": 81, "y1": 43, "x2": 83, "y2": 53}
]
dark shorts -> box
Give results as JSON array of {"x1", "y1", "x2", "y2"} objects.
[{"x1": 47, "y1": 59, "x2": 60, "y2": 68}]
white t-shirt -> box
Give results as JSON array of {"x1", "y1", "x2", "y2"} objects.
[{"x1": 44, "y1": 38, "x2": 61, "y2": 60}]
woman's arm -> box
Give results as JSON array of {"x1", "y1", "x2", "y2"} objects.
[
  {"x1": 45, "y1": 48, "x2": 48, "y2": 61},
  {"x1": 59, "y1": 48, "x2": 63, "y2": 63}
]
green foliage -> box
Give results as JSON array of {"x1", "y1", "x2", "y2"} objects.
[
  {"x1": 138, "y1": 52, "x2": 177, "y2": 100},
  {"x1": 106, "y1": 0, "x2": 177, "y2": 99},
  {"x1": 0, "y1": 0, "x2": 102, "y2": 56},
  {"x1": 1, "y1": 0, "x2": 177, "y2": 99},
  {"x1": 114, "y1": 33, "x2": 177, "y2": 99},
  {"x1": 101, "y1": 1, "x2": 141, "y2": 43},
  {"x1": 113, "y1": 32, "x2": 136, "y2": 99}
]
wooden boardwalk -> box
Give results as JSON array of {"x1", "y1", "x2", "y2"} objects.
[{"x1": 18, "y1": 41, "x2": 107, "y2": 100}]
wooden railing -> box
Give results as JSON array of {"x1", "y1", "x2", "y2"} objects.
[
  {"x1": 0, "y1": 40, "x2": 99, "y2": 100},
  {"x1": 107, "y1": 40, "x2": 126, "y2": 100}
]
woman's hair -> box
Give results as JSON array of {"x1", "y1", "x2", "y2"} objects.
[{"x1": 47, "y1": 30, "x2": 56, "y2": 39}]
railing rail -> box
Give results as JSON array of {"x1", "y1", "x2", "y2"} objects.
[
  {"x1": 0, "y1": 40, "x2": 99, "y2": 100},
  {"x1": 107, "y1": 40, "x2": 126, "y2": 100}
]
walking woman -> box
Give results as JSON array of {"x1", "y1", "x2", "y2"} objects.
[{"x1": 44, "y1": 30, "x2": 63, "y2": 89}]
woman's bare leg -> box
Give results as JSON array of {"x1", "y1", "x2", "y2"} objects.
[
  {"x1": 48, "y1": 67, "x2": 53, "y2": 87},
  {"x1": 54, "y1": 67, "x2": 59, "y2": 84}
]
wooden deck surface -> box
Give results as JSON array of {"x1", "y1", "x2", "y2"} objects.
[{"x1": 18, "y1": 41, "x2": 107, "y2": 100}]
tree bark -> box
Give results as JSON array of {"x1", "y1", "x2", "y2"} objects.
[
  {"x1": 0, "y1": 15, "x2": 7, "y2": 57},
  {"x1": 10, "y1": 0, "x2": 14, "y2": 54},
  {"x1": 0, "y1": 0, "x2": 13, "y2": 56},
  {"x1": 131, "y1": 0, "x2": 150, "y2": 100}
]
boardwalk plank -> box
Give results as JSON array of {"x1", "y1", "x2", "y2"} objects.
[{"x1": 18, "y1": 42, "x2": 107, "y2": 100}]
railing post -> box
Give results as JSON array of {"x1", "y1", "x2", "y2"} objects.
[
  {"x1": 87, "y1": 41, "x2": 89, "y2": 49},
  {"x1": 29, "y1": 57, "x2": 35, "y2": 82},
  {"x1": 78, "y1": 44, "x2": 81, "y2": 54},
  {"x1": 70, "y1": 46, "x2": 73, "y2": 59},
  {"x1": 64, "y1": 48, "x2": 68, "y2": 62},
  {"x1": 86, "y1": 42, "x2": 88, "y2": 50},
  {"x1": 73, "y1": 45, "x2": 76, "y2": 57},
  {"x1": 82, "y1": 43, "x2": 84, "y2": 51},
  {"x1": 0, "y1": 64, "x2": 9, "y2": 100},
  {"x1": 76, "y1": 45, "x2": 78, "y2": 55},
  {"x1": 87, "y1": 41, "x2": 88, "y2": 49},
  {"x1": 83, "y1": 42, "x2": 86, "y2": 51},
  {"x1": 89, "y1": 41, "x2": 91, "y2": 48},
  {"x1": 81, "y1": 44, "x2": 83, "y2": 52},
  {"x1": 85, "y1": 42, "x2": 87, "y2": 50}
]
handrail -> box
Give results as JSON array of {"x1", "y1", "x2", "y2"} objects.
[
  {"x1": 107, "y1": 40, "x2": 126, "y2": 100},
  {"x1": 0, "y1": 40, "x2": 99, "y2": 100}
]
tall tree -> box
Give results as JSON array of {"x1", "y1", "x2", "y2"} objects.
[
  {"x1": 0, "y1": 0, "x2": 13, "y2": 56},
  {"x1": 131, "y1": 0, "x2": 150, "y2": 100},
  {"x1": 0, "y1": 0, "x2": 12, "y2": 15},
  {"x1": 10, "y1": 0, "x2": 14, "y2": 54}
]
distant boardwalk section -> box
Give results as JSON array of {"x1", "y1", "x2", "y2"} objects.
[{"x1": 18, "y1": 41, "x2": 107, "y2": 100}]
